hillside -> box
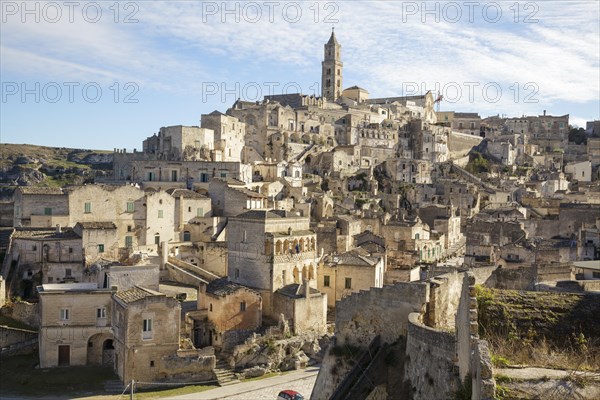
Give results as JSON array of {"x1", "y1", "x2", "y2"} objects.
[{"x1": 0, "y1": 143, "x2": 113, "y2": 187}]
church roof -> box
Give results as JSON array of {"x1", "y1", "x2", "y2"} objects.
[
  {"x1": 327, "y1": 30, "x2": 339, "y2": 46},
  {"x1": 344, "y1": 85, "x2": 369, "y2": 92}
]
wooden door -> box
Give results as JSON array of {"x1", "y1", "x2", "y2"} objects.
[{"x1": 58, "y1": 345, "x2": 70, "y2": 366}]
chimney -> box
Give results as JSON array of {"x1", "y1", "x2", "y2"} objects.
[
  {"x1": 198, "y1": 283, "x2": 206, "y2": 310},
  {"x1": 543, "y1": 110, "x2": 546, "y2": 116},
  {"x1": 56, "y1": 224, "x2": 61, "y2": 233},
  {"x1": 303, "y1": 279, "x2": 310, "y2": 298}
]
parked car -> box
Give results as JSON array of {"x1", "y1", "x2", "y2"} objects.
[{"x1": 277, "y1": 390, "x2": 304, "y2": 400}]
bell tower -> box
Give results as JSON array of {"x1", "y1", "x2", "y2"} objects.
[{"x1": 321, "y1": 28, "x2": 343, "y2": 102}]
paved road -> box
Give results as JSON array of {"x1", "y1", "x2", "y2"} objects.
[{"x1": 165, "y1": 366, "x2": 319, "y2": 400}]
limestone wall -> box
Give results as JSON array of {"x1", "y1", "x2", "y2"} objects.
[
  {"x1": 426, "y1": 271, "x2": 462, "y2": 328},
  {"x1": 1, "y1": 301, "x2": 39, "y2": 328},
  {"x1": 405, "y1": 312, "x2": 460, "y2": 399},
  {"x1": 448, "y1": 131, "x2": 483, "y2": 159},
  {"x1": 335, "y1": 282, "x2": 429, "y2": 347}
]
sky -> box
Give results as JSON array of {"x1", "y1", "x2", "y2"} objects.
[{"x1": 1, "y1": 0, "x2": 599, "y2": 150}]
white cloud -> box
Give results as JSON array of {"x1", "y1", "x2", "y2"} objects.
[{"x1": 2, "y1": 0, "x2": 598, "y2": 118}]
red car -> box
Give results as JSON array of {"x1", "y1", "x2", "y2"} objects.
[{"x1": 277, "y1": 390, "x2": 305, "y2": 400}]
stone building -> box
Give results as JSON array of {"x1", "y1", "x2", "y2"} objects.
[
  {"x1": 565, "y1": 160, "x2": 592, "y2": 182},
  {"x1": 452, "y1": 112, "x2": 482, "y2": 136},
  {"x1": 227, "y1": 210, "x2": 322, "y2": 321},
  {"x1": 273, "y1": 281, "x2": 327, "y2": 335},
  {"x1": 13, "y1": 187, "x2": 69, "y2": 228},
  {"x1": 318, "y1": 249, "x2": 384, "y2": 307},
  {"x1": 11, "y1": 227, "x2": 83, "y2": 288},
  {"x1": 142, "y1": 125, "x2": 214, "y2": 161},
  {"x1": 73, "y1": 222, "x2": 119, "y2": 263},
  {"x1": 192, "y1": 278, "x2": 262, "y2": 350},
  {"x1": 416, "y1": 203, "x2": 463, "y2": 250},
  {"x1": 38, "y1": 283, "x2": 114, "y2": 368},
  {"x1": 167, "y1": 188, "x2": 212, "y2": 241},
  {"x1": 112, "y1": 286, "x2": 182, "y2": 385},
  {"x1": 66, "y1": 184, "x2": 146, "y2": 250},
  {"x1": 200, "y1": 111, "x2": 246, "y2": 162}
]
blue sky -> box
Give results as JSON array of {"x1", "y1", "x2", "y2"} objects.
[{"x1": 1, "y1": 0, "x2": 599, "y2": 150}]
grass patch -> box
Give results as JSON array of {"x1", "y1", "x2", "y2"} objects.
[
  {"x1": 241, "y1": 371, "x2": 289, "y2": 382},
  {"x1": 0, "y1": 353, "x2": 117, "y2": 397},
  {"x1": 494, "y1": 374, "x2": 512, "y2": 384},
  {"x1": 134, "y1": 384, "x2": 217, "y2": 399}
]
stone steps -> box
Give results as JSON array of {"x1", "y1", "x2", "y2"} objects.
[
  {"x1": 104, "y1": 380, "x2": 125, "y2": 393},
  {"x1": 214, "y1": 360, "x2": 239, "y2": 386}
]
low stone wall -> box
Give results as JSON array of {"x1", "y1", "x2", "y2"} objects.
[
  {"x1": 493, "y1": 266, "x2": 535, "y2": 290},
  {"x1": 149, "y1": 354, "x2": 215, "y2": 386},
  {"x1": 176, "y1": 347, "x2": 214, "y2": 358},
  {"x1": 538, "y1": 264, "x2": 573, "y2": 282},
  {"x1": 405, "y1": 312, "x2": 460, "y2": 399},
  {"x1": 579, "y1": 280, "x2": 600, "y2": 292},
  {"x1": 472, "y1": 340, "x2": 496, "y2": 400},
  {"x1": 0, "y1": 325, "x2": 37, "y2": 347}
]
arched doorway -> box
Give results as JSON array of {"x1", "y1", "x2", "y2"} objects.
[
  {"x1": 87, "y1": 333, "x2": 114, "y2": 366},
  {"x1": 102, "y1": 339, "x2": 115, "y2": 365}
]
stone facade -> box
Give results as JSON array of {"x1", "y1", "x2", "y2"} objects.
[
  {"x1": 193, "y1": 278, "x2": 262, "y2": 350},
  {"x1": 112, "y1": 286, "x2": 183, "y2": 385},
  {"x1": 38, "y1": 283, "x2": 114, "y2": 368}
]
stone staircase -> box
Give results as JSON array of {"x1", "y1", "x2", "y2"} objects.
[
  {"x1": 447, "y1": 237, "x2": 466, "y2": 257},
  {"x1": 214, "y1": 359, "x2": 239, "y2": 386},
  {"x1": 104, "y1": 379, "x2": 125, "y2": 394}
]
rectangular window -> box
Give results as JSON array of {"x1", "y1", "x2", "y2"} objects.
[
  {"x1": 593, "y1": 272, "x2": 600, "y2": 278},
  {"x1": 98, "y1": 244, "x2": 104, "y2": 253},
  {"x1": 127, "y1": 225, "x2": 132, "y2": 232},
  {"x1": 32, "y1": 244, "x2": 37, "y2": 251},
  {"x1": 240, "y1": 301, "x2": 246, "y2": 312},
  {"x1": 220, "y1": 172, "x2": 227, "y2": 178},
  {"x1": 235, "y1": 268, "x2": 240, "y2": 279},
  {"x1": 171, "y1": 170, "x2": 178, "y2": 182},
  {"x1": 44, "y1": 207, "x2": 52, "y2": 215},
  {"x1": 147, "y1": 172, "x2": 155, "y2": 181},
  {"x1": 65, "y1": 269, "x2": 72, "y2": 277},
  {"x1": 126, "y1": 202, "x2": 135, "y2": 212},
  {"x1": 158, "y1": 210, "x2": 163, "y2": 218},
  {"x1": 345, "y1": 277, "x2": 352, "y2": 289},
  {"x1": 324, "y1": 275, "x2": 330, "y2": 287},
  {"x1": 125, "y1": 236, "x2": 133, "y2": 248},
  {"x1": 196, "y1": 208, "x2": 204, "y2": 217},
  {"x1": 97, "y1": 308, "x2": 106, "y2": 319},
  {"x1": 142, "y1": 318, "x2": 153, "y2": 339},
  {"x1": 84, "y1": 202, "x2": 91, "y2": 213},
  {"x1": 60, "y1": 308, "x2": 70, "y2": 321},
  {"x1": 200, "y1": 173, "x2": 209, "y2": 182}
]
